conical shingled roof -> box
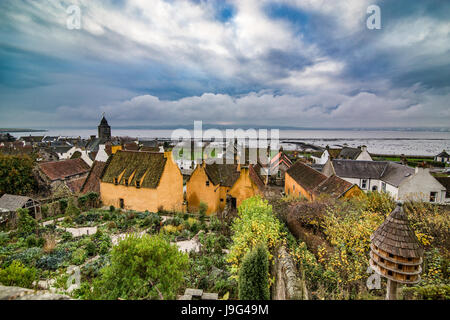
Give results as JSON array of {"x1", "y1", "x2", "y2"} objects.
[{"x1": 370, "y1": 203, "x2": 423, "y2": 259}]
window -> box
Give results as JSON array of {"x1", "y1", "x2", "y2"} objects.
[
  {"x1": 382, "y1": 182, "x2": 386, "y2": 192},
  {"x1": 125, "y1": 179, "x2": 129, "y2": 186},
  {"x1": 206, "y1": 180, "x2": 210, "y2": 187},
  {"x1": 293, "y1": 184, "x2": 295, "y2": 191},
  {"x1": 136, "y1": 181, "x2": 140, "y2": 188},
  {"x1": 220, "y1": 198, "x2": 224, "y2": 202},
  {"x1": 119, "y1": 198, "x2": 124, "y2": 209},
  {"x1": 429, "y1": 192, "x2": 437, "y2": 202},
  {"x1": 114, "y1": 178, "x2": 118, "y2": 185},
  {"x1": 388, "y1": 270, "x2": 393, "y2": 276},
  {"x1": 372, "y1": 186, "x2": 378, "y2": 191},
  {"x1": 397, "y1": 264, "x2": 403, "y2": 270},
  {"x1": 361, "y1": 179, "x2": 368, "y2": 189}
]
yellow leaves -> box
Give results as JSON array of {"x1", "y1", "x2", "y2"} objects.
[
  {"x1": 415, "y1": 232, "x2": 433, "y2": 246},
  {"x1": 161, "y1": 225, "x2": 183, "y2": 233}
]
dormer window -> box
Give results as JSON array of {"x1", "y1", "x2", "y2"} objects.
[
  {"x1": 136, "y1": 181, "x2": 140, "y2": 188},
  {"x1": 114, "y1": 178, "x2": 118, "y2": 185},
  {"x1": 125, "y1": 179, "x2": 129, "y2": 186}
]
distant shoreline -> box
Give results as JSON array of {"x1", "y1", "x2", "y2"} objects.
[{"x1": 0, "y1": 128, "x2": 47, "y2": 133}]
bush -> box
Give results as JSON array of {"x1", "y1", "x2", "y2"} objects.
[
  {"x1": 25, "y1": 234, "x2": 38, "y2": 248},
  {"x1": 0, "y1": 232, "x2": 9, "y2": 246},
  {"x1": 199, "y1": 202, "x2": 208, "y2": 223},
  {"x1": 59, "y1": 198, "x2": 68, "y2": 213},
  {"x1": 0, "y1": 260, "x2": 37, "y2": 288},
  {"x1": 71, "y1": 248, "x2": 87, "y2": 265},
  {"x1": 92, "y1": 234, "x2": 189, "y2": 300},
  {"x1": 17, "y1": 208, "x2": 37, "y2": 237},
  {"x1": 66, "y1": 198, "x2": 81, "y2": 217},
  {"x1": 86, "y1": 241, "x2": 97, "y2": 257},
  {"x1": 238, "y1": 244, "x2": 270, "y2": 300},
  {"x1": 41, "y1": 204, "x2": 49, "y2": 218},
  {"x1": 227, "y1": 196, "x2": 283, "y2": 274},
  {"x1": 109, "y1": 205, "x2": 115, "y2": 212},
  {"x1": 61, "y1": 231, "x2": 73, "y2": 242},
  {"x1": 402, "y1": 284, "x2": 450, "y2": 300}
]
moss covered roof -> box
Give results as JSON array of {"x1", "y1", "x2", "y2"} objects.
[
  {"x1": 101, "y1": 150, "x2": 167, "y2": 189},
  {"x1": 204, "y1": 163, "x2": 240, "y2": 187}
]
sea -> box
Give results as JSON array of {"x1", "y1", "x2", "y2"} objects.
[{"x1": 10, "y1": 128, "x2": 450, "y2": 157}]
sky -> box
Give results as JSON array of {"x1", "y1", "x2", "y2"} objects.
[{"x1": 0, "y1": 0, "x2": 449, "y2": 129}]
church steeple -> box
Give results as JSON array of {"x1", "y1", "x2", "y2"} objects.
[{"x1": 98, "y1": 113, "x2": 111, "y2": 140}]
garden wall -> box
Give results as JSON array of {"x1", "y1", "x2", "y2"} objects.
[{"x1": 271, "y1": 246, "x2": 308, "y2": 300}]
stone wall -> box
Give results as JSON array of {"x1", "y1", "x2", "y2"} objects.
[
  {"x1": 0, "y1": 285, "x2": 71, "y2": 300},
  {"x1": 271, "y1": 246, "x2": 308, "y2": 300}
]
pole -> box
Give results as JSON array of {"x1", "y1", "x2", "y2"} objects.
[{"x1": 386, "y1": 279, "x2": 398, "y2": 300}]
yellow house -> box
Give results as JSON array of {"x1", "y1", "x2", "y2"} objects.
[
  {"x1": 285, "y1": 160, "x2": 362, "y2": 200},
  {"x1": 100, "y1": 150, "x2": 183, "y2": 212},
  {"x1": 186, "y1": 161, "x2": 263, "y2": 215}
]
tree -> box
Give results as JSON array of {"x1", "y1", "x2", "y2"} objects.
[
  {"x1": 238, "y1": 244, "x2": 270, "y2": 300},
  {"x1": 17, "y1": 208, "x2": 37, "y2": 236},
  {"x1": 0, "y1": 154, "x2": 36, "y2": 195},
  {"x1": 92, "y1": 234, "x2": 189, "y2": 300}
]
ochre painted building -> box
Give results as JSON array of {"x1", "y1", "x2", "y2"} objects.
[
  {"x1": 100, "y1": 150, "x2": 183, "y2": 212},
  {"x1": 285, "y1": 160, "x2": 362, "y2": 200},
  {"x1": 186, "y1": 161, "x2": 263, "y2": 215}
]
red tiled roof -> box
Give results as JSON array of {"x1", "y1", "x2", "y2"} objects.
[
  {"x1": 38, "y1": 158, "x2": 90, "y2": 181},
  {"x1": 80, "y1": 160, "x2": 107, "y2": 194},
  {"x1": 249, "y1": 164, "x2": 266, "y2": 191},
  {"x1": 313, "y1": 175, "x2": 355, "y2": 198},
  {"x1": 66, "y1": 177, "x2": 86, "y2": 193},
  {"x1": 286, "y1": 161, "x2": 327, "y2": 192}
]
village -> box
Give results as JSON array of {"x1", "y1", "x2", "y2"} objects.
[{"x1": 0, "y1": 115, "x2": 449, "y2": 300}]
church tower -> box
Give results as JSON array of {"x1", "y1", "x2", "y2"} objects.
[{"x1": 98, "y1": 113, "x2": 111, "y2": 141}]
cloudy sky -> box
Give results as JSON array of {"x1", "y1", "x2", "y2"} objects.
[{"x1": 0, "y1": 0, "x2": 449, "y2": 129}]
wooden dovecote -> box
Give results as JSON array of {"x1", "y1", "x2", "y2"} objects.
[{"x1": 369, "y1": 202, "x2": 423, "y2": 299}]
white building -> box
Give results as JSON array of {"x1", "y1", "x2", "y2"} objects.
[
  {"x1": 323, "y1": 159, "x2": 446, "y2": 203},
  {"x1": 312, "y1": 145, "x2": 372, "y2": 164}
]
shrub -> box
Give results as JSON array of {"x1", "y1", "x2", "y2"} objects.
[
  {"x1": 61, "y1": 231, "x2": 73, "y2": 242},
  {"x1": 402, "y1": 284, "x2": 450, "y2": 300},
  {"x1": 227, "y1": 196, "x2": 283, "y2": 274},
  {"x1": 107, "y1": 221, "x2": 117, "y2": 230},
  {"x1": 25, "y1": 234, "x2": 38, "y2": 248},
  {"x1": 86, "y1": 241, "x2": 97, "y2": 257},
  {"x1": 0, "y1": 232, "x2": 9, "y2": 246},
  {"x1": 199, "y1": 202, "x2": 208, "y2": 223},
  {"x1": 140, "y1": 213, "x2": 162, "y2": 228},
  {"x1": 59, "y1": 198, "x2": 68, "y2": 213},
  {"x1": 0, "y1": 260, "x2": 37, "y2": 288},
  {"x1": 71, "y1": 248, "x2": 87, "y2": 265},
  {"x1": 41, "y1": 204, "x2": 49, "y2": 218},
  {"x1": 92, "y1": 234, "x2": 189, "y2": 300},
  {"x1": 238, "y1": 244, "x2": 270, "y2": 300},
  {"x1": 17, "y1": 208, "x2": 37, "y2": 236},
  {"x1": 66, "y1": 198, "x2": 81, "y2": 217}
]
